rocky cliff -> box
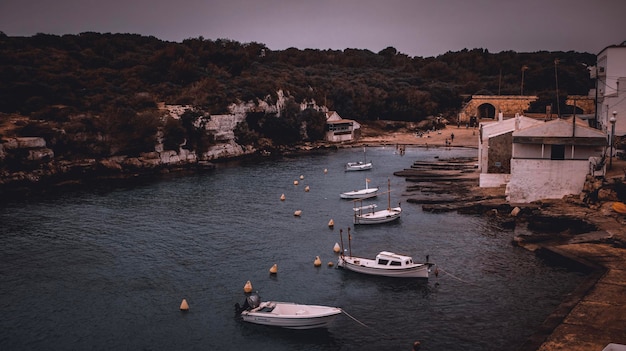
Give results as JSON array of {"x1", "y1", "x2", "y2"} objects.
[{"x1": 0, "y1": 111, "x2": 256, "y2": 194}]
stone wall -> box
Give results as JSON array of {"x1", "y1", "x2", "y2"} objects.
[{"x1": 506, "y1": 159, "x2": 590, "y2": 202}]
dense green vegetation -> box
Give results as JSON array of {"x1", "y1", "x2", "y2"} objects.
[{"x1": 0, "y1": 31, "x2": 596, "y2": 158}]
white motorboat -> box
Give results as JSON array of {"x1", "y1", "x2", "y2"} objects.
[
  {"x1": 340, "y1": 178, "x2": 378, "y2": 199},
  {"x1": 352, "y1": 179, "x2": 400, "y2": 224},
  {"x1": 345, "y1": 161, "x2": 373, "y2": 171},
  {"x1": 345, "y1": 147, "x2": 372, "y2": 171},
  {"x1": 237, "y1": 294, "x2": 342, "y2": 329},
  {"x1": 338, "y1": 251, "x2": 431, "y2": 278}
]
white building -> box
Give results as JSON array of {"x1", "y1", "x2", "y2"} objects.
[
  {"x1": 593, "y1": 42, "x2": 626, "y2": 138},
  {"x1": 506, "y1": 118, "x2": 606, "y2": 203},
  {"x1": 324, "y1": 111, "x2": 361, "y2": 142},
  {"x1": 478, "y1": 114, "x2": 544, "y2": 187}
]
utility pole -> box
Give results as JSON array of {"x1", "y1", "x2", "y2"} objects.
[
  {"x1": 521, "y1": 65, "x2": 528, "y2": 95},
  {"x1": 554, "y1": 59, "x2": 561, "y2": 118}
]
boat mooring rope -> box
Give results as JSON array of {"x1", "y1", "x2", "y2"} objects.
[
  {"x1": 342, "y1": 309, "x2": 389, "y2": 336},
  {"x1": 435, "y1": 266, "x2": 481, "y2": 287}
]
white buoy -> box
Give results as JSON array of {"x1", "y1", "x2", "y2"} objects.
[
  {"x1": 180, "y1": 299, "x2": 189, "y2": 311},
  {"x1": 333, "y1": 242, "x2": 341, "y2": 253},
  {"x1": 314, "y1": 256, "x2": 322, "y2": 267},
  {"x1": 269, "y1": 264, "x2": 278, "y2": 274},
  {"x1": 304, "y1": 185, "x2": 310, "y2": 192},
  {"x1": 324, "y1": 168, "x2": 328, "y2": 174},
  {"x1": 280, "y1": 193, "x2": 285, "y2": 201},
  {"x1": 293, "y1": 180, "x2": 299, "y2": 185},
  {"x1": 300, "y1": 175, "x2": 304, "y2": 180},
  {"x1": 243, "y1": 280, "x2": 253, "y2": 293},
  {"x1": 328, "y1": 219, "x2": 334, "y2": 228},
  {"x1": 294, "y1": 210, "x2": 302, "y2": 216}
]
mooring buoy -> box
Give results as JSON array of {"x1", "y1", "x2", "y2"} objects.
[
  {"x1": 243, "y1": 280, "x2": 253, "y2": 293},
  {"x1": 180, "y1": 299, "x2": 189, "y2": 311},
  {"x1": 333, "y1": 242, "x2": 341, "y2": 253}
]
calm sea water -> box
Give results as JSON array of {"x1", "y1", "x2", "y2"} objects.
[{"x1": 0, "y1": 146, "x2": 585, "y2": 351}]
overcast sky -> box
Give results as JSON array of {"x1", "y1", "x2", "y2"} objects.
[{"x1": 1, "y1": 0, "x2": 625, "y2": 57}]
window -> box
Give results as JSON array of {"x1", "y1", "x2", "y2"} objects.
[
  {"x1": 390, "y1": 261, "x2": 401, "y2": 266},
  {"x1": 377, "y1": 259, "x2": 389, "y2": 265},
  {"x1": 551, "y1": 145, "x2": 565, "y2": 160}
]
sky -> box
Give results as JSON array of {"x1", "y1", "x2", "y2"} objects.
[{"x1": 1, "y1": 0, "x2": 625, "y2": 58}]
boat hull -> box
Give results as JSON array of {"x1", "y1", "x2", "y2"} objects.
[
  {"x1": 340, "y1": 188, "x2": 378, "y2": 199},
  {"x1": 354, "y1": 207, "x2": 401, "y2": 224},
  {"x1": 338, "y1": 256, "x2": 429, "y2": 278},
  {"x1": 345, "y1": 162, "x2": 372, "y2": 171},
  {"x1": 240, "y1": 302, "x2": 342, "y2": 329}
]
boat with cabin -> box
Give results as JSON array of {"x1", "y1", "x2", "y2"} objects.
[{"x1": 336, "y1": 229, "x2": 432, "y2": 278}]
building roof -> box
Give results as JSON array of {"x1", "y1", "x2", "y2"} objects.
[
  {"x1": 480, "y1": 116, "x2": 543, "y2": 140},
  {"x1": 513, "y1": 118, "x2": 607, "y2": 145},
  {"x1": 327, "y1": 119, "x2": 355, "y2": 124}
]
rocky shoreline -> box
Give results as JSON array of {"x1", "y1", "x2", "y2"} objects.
[
  {"x1": 391, "y1": 153, "x2": 626, "y2": 351},
  {"x1": 0, "y1": 138, "x2": 339, "y2": 197}
]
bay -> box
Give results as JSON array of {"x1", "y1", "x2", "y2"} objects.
[{"x1": 0, "y1": 146, "x2": 585, "y2": 350}]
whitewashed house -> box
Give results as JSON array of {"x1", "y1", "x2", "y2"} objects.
[
  {"x1": 478, "y1": 114, "x2": 544, "y2": 187},
  {"x1": 506, "y1": 118, "x2": 607, "y2": 203},
  {"x1": 593, "y1": 42, "x2": 626, "y2": 139},
  {"x1": 324, "y1": 111, "x2": 361, "y2": 142}
]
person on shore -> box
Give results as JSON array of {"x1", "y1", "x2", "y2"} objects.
[{"x1": 450, "y1": 133, "x2": 455, "y2": 142}]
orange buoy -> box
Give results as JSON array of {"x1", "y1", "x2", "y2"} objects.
[
  {"x1": 280, "y1": 193, "x2": 286, "y2": 201},
  {"x1": 243, "y1": 280, "x2": 253, "y2": 293},
  {"x1": 328, "y1": 219, "x2": 334, "y2": 228},
  {"x1": 269, "y1": 264, "x2": 278, "y2": 274},
  {"x1": 304, "y1": 185, "x2": 310, "y2": 192},
  {"x1": 294, "y1": 210, "x2": 302, "y2": 216},
  {"x1": 293, "y1": 180, "x2": 299, "y2": 185},
  {"x1": 328, "y1": 261, "x2": 334, "y2": 267},
  {"x1": 314, "y1": 256, "x2": 322, "y2": 267},
  {"x1": 333, "y1": 242, "x2": 341, "y2": 253},
  {"x1": 180, "y1": 299, "x2": 189, "y2": 311}
]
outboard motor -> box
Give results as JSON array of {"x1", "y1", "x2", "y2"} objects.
[
  {"x1": 235, "y1": 292, "x2": 261, "y2": 313},
  {"x1": 246, "y1": 293, "x2": 260, "y2": 309}
]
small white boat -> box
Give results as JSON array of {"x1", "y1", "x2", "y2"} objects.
[
  {"x1": 354, "y1": 206, "x2": 401, "y2": 224},
  {"x1": 340, "y1": 178, "x2": 378, "y2": 199},
  {"x1": 237, "y1": 294, "x2": 342, "y2": 329},
  {"x1": 352, "y1": 179, "x2": 400, "y2": 224},
  {"x1": 338, "y1": 251, "x2": 431, "y2": 278},
  {"x1": 345, "y1": 161, "x2": 373, "y2": 171},
  {"x1": 345, "y1": 147, "x2": 372, "y2": 171}
]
